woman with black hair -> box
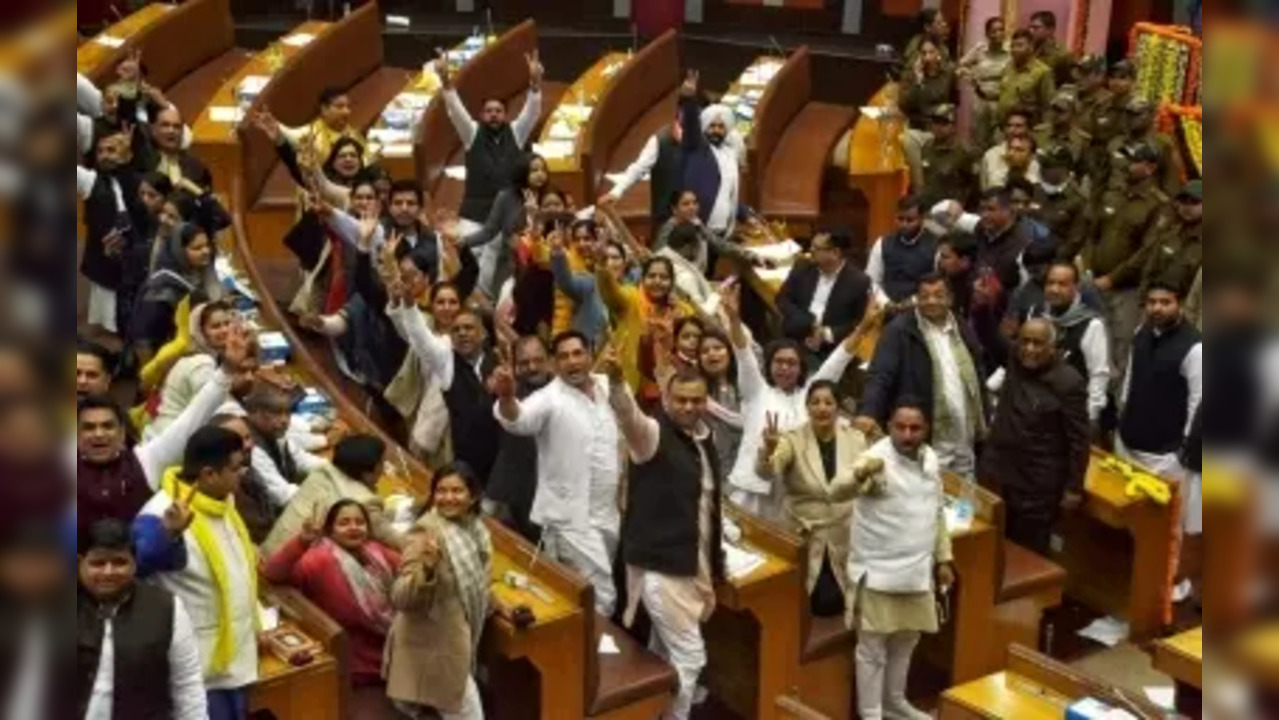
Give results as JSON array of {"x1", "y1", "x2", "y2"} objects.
[
  {"x1": 262, "y1": 498, "x2": 402, "y2": 687},
  {"x1": 700, "y1": 328, "x2": 744, "y2": 473},
  {"x1": 462, "y1": 153, "x2": 552, "y2": 299},
  {"x1": 722, "y1": 282, "x2": 881, "y2": 520},
  {"x1": 386, "y1": 463, "x2": 494, "y2": 720},
  {"x1": 129, "y1": 222, "x2": 225, "y2": 361}
]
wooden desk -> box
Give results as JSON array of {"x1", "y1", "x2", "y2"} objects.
[
  {"x1": 847, "y1": 84, "x2": 909, "y2": 242},
  {"x1": 705, "y1": 506, "x2": 805, "y2": 720},
  {"x1": 75, "y1": 3, "x2": 172, "y2": 81},
  {"x1": 536, "y1": 51, "x2": 631, "y2": 203},
  {"x1": 190, "y1": 21, "x2": 329, "y2": 200},
  {"x1": 1052, "y1": 449, "x2": 1180, "y2": 641},
  {"x1": 940, "y1": 645, "x2": 1169, "y2": 720},
  {"x1": 252, "y1": 648, "x2": 342, "y2": 720},
  {"x1": 1202, "y1": 465, "x2": 1256, "y2": 633},
  {"x1": 0, "y1": 4, "x2": 78, "y2": 82},
  {"x1": 1153, "y1": 627, "x2": 1203, "y2": 716},
  {"x1": 720, "y1": 55, "x2": 787, "y2": 206}
]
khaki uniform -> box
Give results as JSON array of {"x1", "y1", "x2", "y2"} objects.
[
  {"x1": 1084, "y1": 178, "x2": 1171, "y2": 377},
  {"x1": 1102, "y1": 132, "x2": 1185, "y2": 199},
  {"x1": 920, "y1": 139, "x2": 980, "y2": 207},
  {"x1": 997, "y1": 59, "x2": 1056, "y2": 125},
  {"x1": 1030, "y1": 180, "x2": 1089, "y2": 260},
  {"x1": 899, "y1": 70, "x2": 958, "y2": 130},
  {"x1": 1036, "y1": 40, "x2": 1077, "y2": 89},
  {"x1": 1033, "y1": 122, "x2": 1091, "y2": 172},
  {"x1": 1183, "y1": 270, "x2": 1202, "y2": 330},
  {"x1": 1083, "y1": 92, "x2": 1131, "y2": 197},
  {"x1": 903, "y1": 34, "x2": 953, "y2": 69},
  {"x1": 1138, "y1": 217, "x2": 1203, "y2": 295}
]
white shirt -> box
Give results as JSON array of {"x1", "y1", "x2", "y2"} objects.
[
  {"x1": 866, "y1": 232, "x2": 941, "y2": 306},
  {"x1": 1120, "y1": 325, "x2": 1204, "y2": 438},
  {"x1": 919, "y1": 313, "x2": 975, "y2": 448},
  {"x1": 444, "y1": 87, "x2": 543, "y2": 151},
  {"x1": 140, "y1": 490, "x2": 260, "y2": 691},
  {"x1": 5, "y1": 616, "x2": 48, "y2": 720},
  {"x1": 728, "y1": 341, "x2": 857, "y2": 497},
  {"x1": 390, "y1": 303, "x2": 484, "y2": 392},
  {"x1": 706, "y1": 142, "x2": 741, "y2": 233},
  {"x1": 1075, "y1": 318, "x2": 1111, "y2": 422},
  {"x1": 250, "y1": 437, "x2": 325, "y2": 508},
  {"x1": 495, "y1": 375, "x2": 621, "y2": 531},
  {"x1": 981, "y1": 143, "x2": 1042, "y2": 191},
  {"x1": 85, "y1": 596, "x2": 209, "y2": 720},
  {"x1": 808, "y1": 263, "x2": 846, "y2": 325},
  {"x1": 606, "y1": 134, "x2": 660, "y2": 201}
]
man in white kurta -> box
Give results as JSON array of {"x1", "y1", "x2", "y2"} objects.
[
  {"x1": 843, "y1": 403, "x2": 954, "y2": 720},
  {"x1": 494, "y1": 332, "x2": 622, "y2": 617}
]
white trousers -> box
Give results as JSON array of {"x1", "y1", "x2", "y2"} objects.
[
  {"x1": 1117, "y1": 440, "x2": 1200, "y2": 535},
  {"x1": 640, "y1": 573, "x2": 707, "y2": 720},
  {"x1": 856, "y1": 631, "x2": 928, "y2": 720},
  {"x1": 394, "y1": 676, "x2": 483, "y2": 720},
  {"x1": 87, "y1": 282, "x2": 118, "y2": 334},
  {"x1": 546, "y1": 524, "x2": 619, "y2": 617}
]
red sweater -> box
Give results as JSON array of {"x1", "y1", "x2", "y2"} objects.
[{"x1": 262, "y1": 536, "x2": 402, "y2": 682}]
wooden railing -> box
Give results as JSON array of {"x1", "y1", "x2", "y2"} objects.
[{"x1": 748, "y1": 46, "x2": 812, "y2": 208}]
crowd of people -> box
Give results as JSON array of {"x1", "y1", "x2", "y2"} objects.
[{"x1": 66, "y1": 8, "x2": 1241, "y2": 720}]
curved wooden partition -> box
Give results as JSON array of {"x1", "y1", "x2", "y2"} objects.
[
  {"x1": 413, "y1": 20, "x2": 540, "y2": 203},
  {"x1": 229, "y1": 177, "x2": 604, "y2": 720},
  {"x1": 239, "y1": 2, "x2": 385, "y2": 208},
  {"x1": 0, "y1": 4, "x2": 78, "y2": 83},
  {"x1": 580, "y1": 29, "x2": 681, "y2": 207},
  {"x1": 748, "y1": 47, "x2": 812, "y2": 208},
  {"x1": 78, "y1": 0, "x2": 236, "y2": 92}
]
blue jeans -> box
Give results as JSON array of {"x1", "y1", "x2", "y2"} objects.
[{"x1": 207, "y1": 688, "x2": 249, "y2": 720}]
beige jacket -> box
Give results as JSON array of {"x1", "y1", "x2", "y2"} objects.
[
  {"x1": 261, "y1": 463, "x2": 403, "y2": 556},
  {"x1": 383, "y1": 516, "x2": 477, "y2": 713},
  {"x1": 759, "y1": 423, "x2": 870, "y2": 597}
]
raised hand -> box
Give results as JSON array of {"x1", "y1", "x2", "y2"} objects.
[
  {"x1": 597, "y1": 343, "x2": 625, "y2": 386},
  {"x1": 761, "y1": 412, "x2": 782, "y2": 457},
  {"x1": 680, "y1": 69, "x2": 700, "y2": 98},
  {"x1": 357, "y1": 207, "x2": 381, "y2": 252},
  {"x1": 852, "y1": 416, "x2": 884, "y2": 441},
  {"x1": 220, "y1": 324, "x2": 253, "y2": 371},
  {"x1": 102, "y1": 229, "x2": 125, "y2": 258},
  {"x1": 162, "y1": 482, "x2": 198, "y2": 537},
  {"x1": 526, "y1": 50, "x2": 544, "y2": 90},
  {"x1": 407, "y1": 530, "x2": 442, "y2": 569},
  {"x1": 252, "y1": 109, "x2": 282, "y2": 144},
  {"x1": 721, "y1": 279, "x2": 742, "y2": 323},
  {"x1": 488, "y1": 345, "x2": 518, "y2": 400},
  {"x1": 435, "y1": 48, "x2": 453, "y2": 89},
  {"x1": 300, "y1": 502, "x2": 324, "y2": 546}
]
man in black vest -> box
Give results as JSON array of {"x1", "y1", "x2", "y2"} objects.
[
  {"x1": 605, "y1": 351, "x2": 724, "y2": 720},
  {"x1": 982, "y1": 318, "x2": 1091, "y2": 555},
  {"x1": 440, "y1": 48, "x2": 545, "y2": 224},
  {"x1": 485, "y1": 336, "x2": 553, "y2": 542},
  {"x1": 598, "y1": 115, "x2": 684, "y2": 227},
  {"x1": 1119, "y1": 281, "x2": 1203, "y2": 543},
  {"x1": 1030, "y1": 261, "x2": 1110, "y2": 431},
  {"x1": 243, "y1": 383, "x2": 326, "y2": 511},
  {"x1": 866, "y1": 195, "x2": 940, "y2": 305},
  {"x1": 77, "y1": 518, "x2": 207, "y2": 719},
  {"x1": 390, "y1": 298, "x2": 502, "y2": 482}
]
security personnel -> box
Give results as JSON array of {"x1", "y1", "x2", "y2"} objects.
[
  {"x1": 1072, "y1": 55, "x2": 1114, "y2": 192},
  {"x1": 1087, "y1": 60, "x2": 1137, "y2": 200},
  {"x1": 1033, "y1": 90, "x2": 1090, "y2": 174},
  {"x1": 1030, "y1": 146, "x2": 1089, "y2": 261},
  {"x1": 1102, "y1": 97, "x2": 1184, "y2": 198},
  {"x1": 1084, "y1": 142, "x2": 1171, "y2": 379},
  {"x1": 997, "y1": 29, "x2": 1056, "y2": 125},
  {"x1": 1138, "y1": 180, "x2": 1203, "y2": 295},
  {"x1": 919, "y1": 104, "x2": 980, "y2": 207}
]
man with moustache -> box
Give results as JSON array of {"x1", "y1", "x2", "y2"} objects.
[
  {"x1": 485, "y1": 336, "x2": 554, "y2": 542},
  {"x1": 677, "y1": 69, "x2": 746, "y2": 240},
  {"x1": 982, "y1": 318, "x2": 1091, "y2": 555}
]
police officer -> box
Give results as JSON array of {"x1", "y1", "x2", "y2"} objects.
[
  {"x1": 1030, "y1": 146, "x2": 1089, "y2": 261},
  {"x1": 1072, "y1": 54, "x2": 1114, "y2": 193},
  {"x1": 997, "y1": 29, "x2": 1056, "y2": 126},
  {"x1": 1084, "y1": 142, "x2": 1172, "y2": 381},
  {"x1": 1102, "y1": 97, "x2": 1184, "y2": 198},
  {"x1": 919, "y1": 104, "x2": 980, "y2": 208},
  {"x1": 1138, "y1": 179, "x2": 1203, "y2": 295},
  {"x1": 1033, "y1": 90, "x2": 1090, "y2": 174}
]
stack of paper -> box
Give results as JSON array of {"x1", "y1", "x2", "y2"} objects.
[
  {"x1": 1077, "y1": 616, "x2": 1131, "y2": 647},
  {"x1": 280, "y1": 33, "x2": 315, "y2": 47},
  {"x1": 236, "y1": 75, "x2": 271, "y2": 105},
  {"x1": 93, "y1": 34, "x2": 125, "y2": 48},
  {"x1": 533, "y1": 140, "x2": 575, "y2": 160},
  {"x1": 749, "y1": 239, "x2": 802, "y2": 264},
  {"x1": 207, "y1": 106, "x2": 243, "y2": 124},
  {"x1": 724, "y1": 543, "x2": 765, "y2": 580}
]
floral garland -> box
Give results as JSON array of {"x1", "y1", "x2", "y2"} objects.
[
  {"x1": 1129, "y1": 23, "x2": 1202, "y2": 107},
  {"x1": 1179, "y1": 114, "x2": 1203, "y2": 174},
  {"x1": 1157, "y1": 104, "x2": 1203, "y2": 177}
]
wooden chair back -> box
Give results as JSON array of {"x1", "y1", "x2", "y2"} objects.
[
  {"x1": 88, "y1": 0, "x2": 235, "y2": 90},
  {"x1": 747, "y1": 47, "x2": 812, "y2": 207}
]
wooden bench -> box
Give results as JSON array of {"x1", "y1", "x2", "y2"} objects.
[
  {"x1": 590, "y1": 29, "x2": 681, "y2": 239},
  {"x1": 994, "y1": 541, "x2": 1068, "y2": 659},
  {"x1": 229, "y1": 181, "x2": 676, "y2": 720},
  {"x1": 252, "y1": 585, "x2": 347, "y2": 720},
  {"x1": 413, "y1": 20, "x2": 568, "y2": 215},
  {"x1": 752, "y1": 46, "x2": 856, "y2": 233},
  {"x1": 239, "y1": 4, "x2": 410, "y2": 258}
]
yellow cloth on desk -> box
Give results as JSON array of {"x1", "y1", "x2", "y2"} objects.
[{"x1": 161, "y1": 468, "x2": 259, "y2": 676}]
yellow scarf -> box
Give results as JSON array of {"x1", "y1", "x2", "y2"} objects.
[{"x1": 161, "y1": 469, "x2": 258, "y2": 675}]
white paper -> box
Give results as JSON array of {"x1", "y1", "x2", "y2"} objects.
[
  {"x1": 532, "y1": 140, "x2": 575, "y2": 160},
  {"x1": 548, "y1": 120, "x2": 578, "y2": 142},
  {"x1": 281, "y1": 33, "x2": 316, "y2": 47},
  {"x1": 944, "y1": 503, "x2": 974, "y2": 534},
  {"x1": 749, "y1": 239, "x2": 802, "y2": 263},
  {"x1": 207, "y1": 106, "x2": 244, "y2": 123},
  {"x1": 382, "y1": 143, "x2": 414, "y2": 158},
  {"x1": 259, "y1": 604, "x2": 281, "y2": 632},
  {"x1": 94, "y1": 34, "x2": 126, "y2": 48},
  {"x1": 724, "y1": 542, "x2": 766, "y2": 580},
  {"x1": 1077, "y1": 616, "x2": 1130, "y2": 647},
  {"x1": 598, "y1": 634, "x2": 621, "y2": 655},
  {"x1": 1143, "y1": 686, "x2": 1176, "y2": 710},
  {"x1": 860, "y1": 106, "x2": 893, "y2": 121},
  {"x1": 238, "y1": 75, "x2": 271, "y2": 96},
  {"x1": 444, "y1": 165, "x2": 468, "y2": 181}
]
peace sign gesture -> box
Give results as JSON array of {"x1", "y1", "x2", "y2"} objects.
[
  {"x1": 526, "y1": 50, "x2": 545, "y2": 90},
  {"x1": 407, "y1": 530, "x2": 442, "y2": 569},
  {"x1": 435, "y1": 48, "x2": 453, "y2": 89},
  {"x1": 162, "y1": 482, "x2": 198, "y2": 537},
  {"x1": 300, "y1": 502, "x2": 325, "y2": 546},
  {"x1": 680, "y1": 69, "x2": 700, "y2": 98},
  {"x1": 761, "y1": 412, "x2": 783, "y2": 458},
  {"x1": 488, "y1": 343, "x2": 518, "y2": 400}
]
